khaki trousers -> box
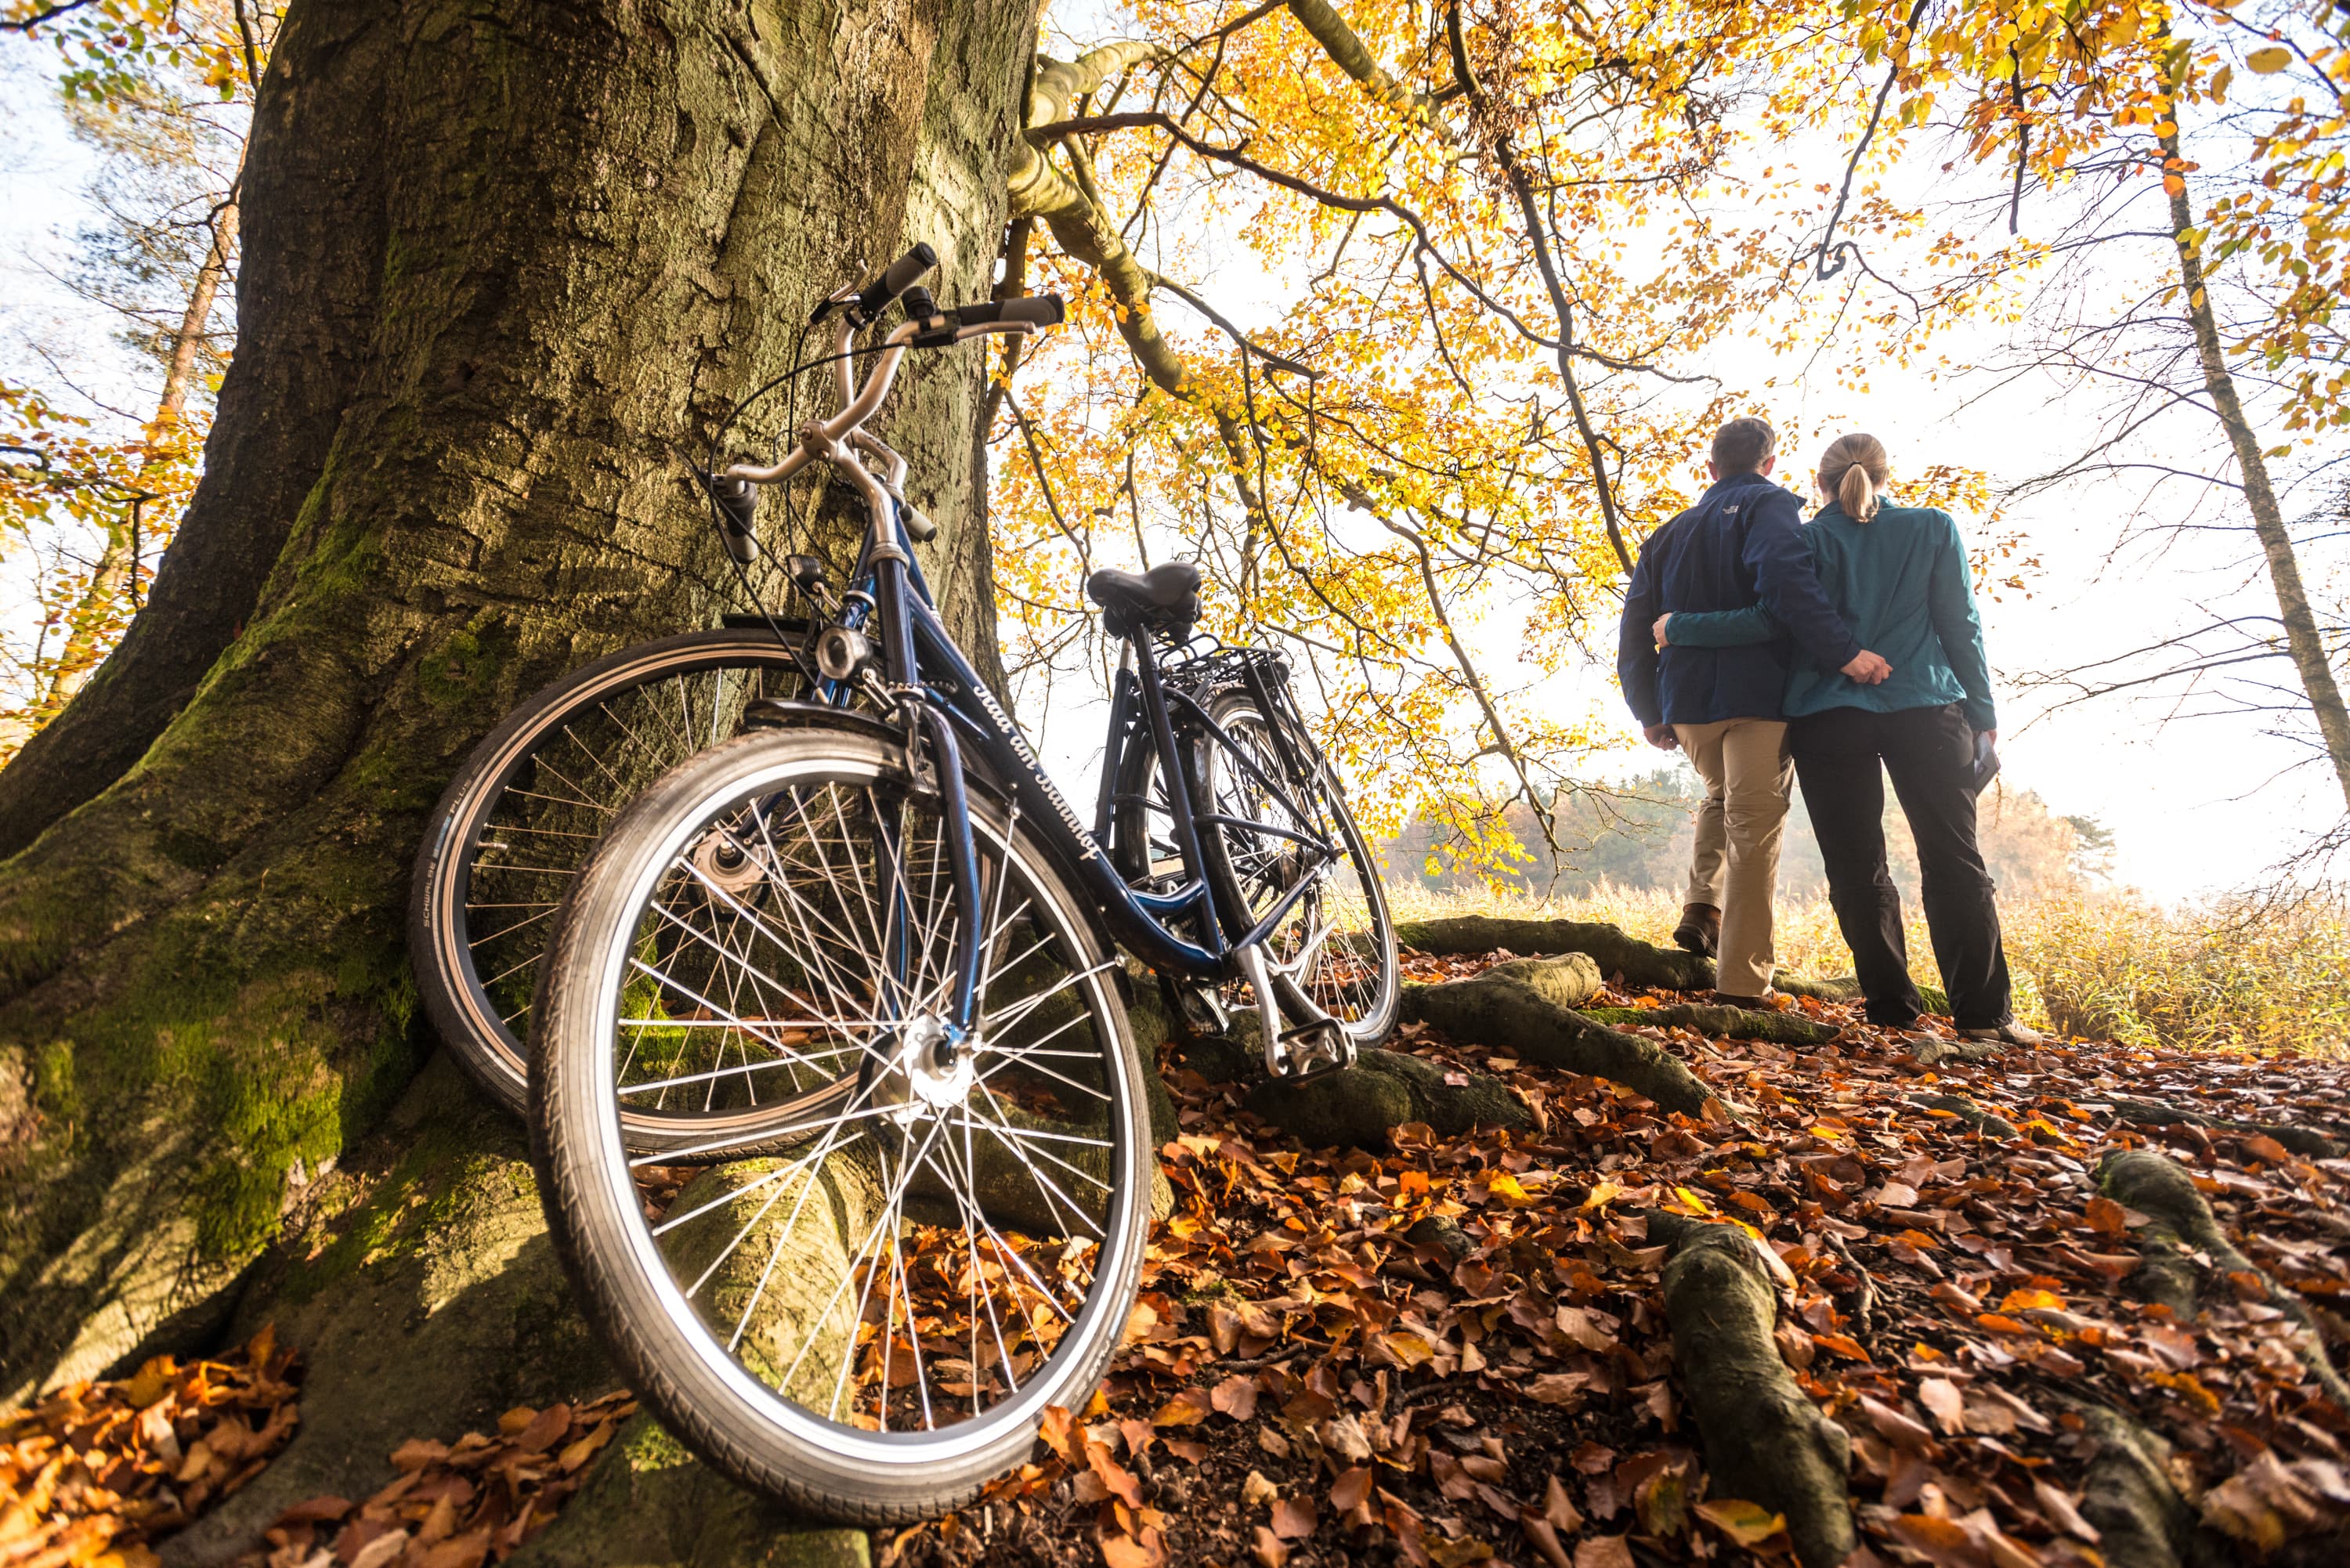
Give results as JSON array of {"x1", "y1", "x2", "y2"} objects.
[{"x1": 1673, "y1": 717, "x2": 1793, "y2": 997}]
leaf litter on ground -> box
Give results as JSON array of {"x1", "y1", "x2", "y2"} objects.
[
  {"x1": 11, "y1": 945, "x2": 2350, "y2": 1568},
  {"x1": 884, "y1": 945, "x2": 2350, "y2": 1568}
]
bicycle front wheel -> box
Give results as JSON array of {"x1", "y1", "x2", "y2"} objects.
[
  {"x1": 530, "y1": 725, "x2": 1152, "y2": 1521},
  {"x1": 409, "y1": 627, "x2": 810, "y2": 1131}
]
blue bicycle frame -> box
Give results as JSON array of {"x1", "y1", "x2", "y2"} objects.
[
  {"x1": 719, "y1": 263, "x2": 1350, "y2": 1073},
  {"x1": 779, "y1": 504, "x2": 1343, "y2": 1044}
]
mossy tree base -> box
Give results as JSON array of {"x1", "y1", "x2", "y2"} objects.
[{"x1": 1, "y1": 2, "x2": 1044, "y2": 1563}]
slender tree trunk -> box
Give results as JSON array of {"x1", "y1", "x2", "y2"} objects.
[
  {"x1": 2162, "y1": 128, "x2": 2350, "y2": 815},
  {"x1": 0, "y1": 5, "x2": 1036, "y2": 1555},
  {"x1": 38, "y1": 195, "x2": 242, "y2": 714}
]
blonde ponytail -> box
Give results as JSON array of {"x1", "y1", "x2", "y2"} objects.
[{"x1": 1818, "y1": 432, "x2": 1889, "y2": 522}]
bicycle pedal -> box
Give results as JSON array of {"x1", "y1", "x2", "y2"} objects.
[{"x1": 1270, "y1": 1017, "x2": 1354, "y2": 1078}]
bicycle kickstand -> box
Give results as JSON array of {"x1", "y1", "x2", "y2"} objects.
[{"x1": 1234, "y1": 943, "x2": 1354, "y2": 1078}]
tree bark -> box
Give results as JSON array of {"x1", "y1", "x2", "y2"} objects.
[
  {"x1": 0, "y1": 4, "x2": 392, "y2": 858},
  {"x1": 2160, "y1": 127, "x2": 2350, "y2": 816},
  {"x1": 0, "y1": 5, "x2": 1036, "y2": 1523}
]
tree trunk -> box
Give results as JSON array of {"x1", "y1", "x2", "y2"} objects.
[
  {"x1": 0, "y1": 1, "x2": 1037, "y2": 1550},
  {"x1": 2161, "y1": 127, "x2": 2350, "y2": 816}
]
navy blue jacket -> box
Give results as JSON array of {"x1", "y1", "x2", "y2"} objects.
[{"x1": 1618, "y1": 471, "x2": 1862, "y2": 727}]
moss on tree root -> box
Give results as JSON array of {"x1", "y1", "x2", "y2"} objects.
[
  {"x1": 2098, "y1": 1147, "x2": 2350, "y2": 1407},
  {"x1": 1404, "y1": 972, "x2": 1717, "y2": 1118},
  {"x1": 1582, "y1": 1003, "x2": 1842, "y2": 1047},
  {"x1": 1904, "y1": 1093, "x2": 2019, "y2": 1140},
  {"x1": 1243, "y1": 1049, "x2": 1530, "y2": 1150},
  {"x1": 2070, "y1": 1404, "x2": 2234, "y2": 1568},
  {"x1": 2102, "y1": 1097, "x2": 2341, "y2": 1159},
  {"x1": 1392, "y1": 916, "x2": 1713, "y2": 990},
  {"x1": 1650, "y1": 1218, "x2": 1856, "y2": 1568},
  {"x1": 506, "y1": 1417, "x2": 869, "y2": 1568}
]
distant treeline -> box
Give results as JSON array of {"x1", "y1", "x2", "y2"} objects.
[{"x1": 1382, "y1": 768, "x2": 2114, "y2": 900}]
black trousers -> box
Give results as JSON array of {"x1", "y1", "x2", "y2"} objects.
[{"x1": 1787, "y1": 703, "x2": 2014, "y2": 1029}]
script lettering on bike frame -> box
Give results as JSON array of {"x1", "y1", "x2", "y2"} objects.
[{"x1": 968, "y1": 680, "x2": 1101, "y2": 860}]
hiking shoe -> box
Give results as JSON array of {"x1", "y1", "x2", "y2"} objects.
[
  {"x1": 1673, "y1": 902, "x2": 1721, "y2": 958},
  {"x1": 1709, "y1": 992, "x2": 1772, "y2": 1010},
  {"x1": 1960, "y1": 1020, "x2": 2044, "y2": 1048}
]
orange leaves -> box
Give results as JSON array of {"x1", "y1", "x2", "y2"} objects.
[
  {"x1": 1148, "y1": 1388, "x2": 1212, "y2": 1428},
  {"x1": 2081, "y1": 1196, "x2": 2128, "y2": 1235},
  {"x1": 237, "y1": 1393, "x2": 633, "y2": 1568},
  {"x1": 952, "y1": 941, "x2": 2350, "y2": 1568},
  {"x1": 0, "y1": 1326, "x2": 297, "y2": 1568}
]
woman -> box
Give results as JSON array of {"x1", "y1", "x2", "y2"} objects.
[{"x1": 1654, "y1": 433, "x2": 2040, "y2": 1046}]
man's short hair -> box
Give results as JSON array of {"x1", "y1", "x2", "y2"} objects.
[{"x1": 1711, "y1": 416, "x2": 1777, "y2": 475}]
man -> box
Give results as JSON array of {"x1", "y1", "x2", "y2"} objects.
[{"x1": 1617, "y1": 417, "x2": 1889, "y2": 1005}]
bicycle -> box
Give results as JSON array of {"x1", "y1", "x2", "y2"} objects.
[
  {"x1": 526, "y1": 245, "x2": 1401, "y2": 1521},
  {"x1": 407, "y1": 623, "x2": 813, "y2": 1143}
]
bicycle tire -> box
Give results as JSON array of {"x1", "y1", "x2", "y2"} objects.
[
  {"x1": 408, "y1": 627, "x2": 812, "y2": 1136},
  {"x1": 530, "y1": 725, "x2": 1152, "y2": 1520}
]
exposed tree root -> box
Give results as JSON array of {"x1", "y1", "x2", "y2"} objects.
[
  {"x1": 1403, "y1": 970, "x2": 1719, "y2": 1118},
  {"x1": 1582, "y1": 1003, "x2": 1842, "y2": 1048},
  {"x1": 1904, "y1": 1093, "x2": 2019, "y2": 1140},
  {"x1": 1472, "y1": 953, "x2": 1604, "y2": 1008},
  {"x1": 2098, "y1": 1148, "x2": 2350, "y2": 1407},
  {"x1": 1772, "y1": 974, "x2": 1864, "y2": 1003},
  {"x1": 1648, "y1": 1216, "x2": 1856, "y2": 1568},
  {"x1": 2070, "y1": 1404, "x2": 2234, "y2": 1568},
  {"x1": 1906, "y1": 1036, "x2": 2006, "y2": 1069},
  {"x1": 507, "y1": 1416, "x2": 868, "y2": 1568},
  {"x1": 2102, "y1": 1097, "x2": 2341, "y2": 1160},
  {"x1": 1391, "y1": 916, "x2": 1712, "y2": 990},
  {"x1": 1244, "y1": 1050, "x2": 1531, "y2": 1150}
]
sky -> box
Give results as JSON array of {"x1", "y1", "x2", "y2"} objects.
[{"x1": 2, "y1": 40, "x2": 2341, "y2": 904}]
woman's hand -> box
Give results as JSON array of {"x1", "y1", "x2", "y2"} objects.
[
  {"x1": 1651, "y1": 612, "x2": 1672, "y2": 647},
  {"x1": 1841, "y1": 649, "x2": 1893, "y2": 685}
]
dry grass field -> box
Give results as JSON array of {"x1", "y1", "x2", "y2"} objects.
[{"x1": 1383, "y1": 881, "x2": 2350, "y2": 1056}]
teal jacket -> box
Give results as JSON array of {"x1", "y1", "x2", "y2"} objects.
[{"x1": 1662, "y1": 498, "x2": 1997, "y2": 732}]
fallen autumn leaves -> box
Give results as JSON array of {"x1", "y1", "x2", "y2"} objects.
[
  {"x1": 888, "y1": 937, "x2": 2350, "y2": 1568},
  {"x1": 11, "y1": 928, "x2": 2350, "y2": 1568},
  {"x1": 2, "y1": 1328, "x2": 298, "y2": 1568}
]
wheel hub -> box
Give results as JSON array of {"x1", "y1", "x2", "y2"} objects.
[
  {"x1": 877, "y1": 1014, "x2": 974, "y2": 1125},
  {"x1": 689, "y1": 828, "x2": 767, "y2": 895}
]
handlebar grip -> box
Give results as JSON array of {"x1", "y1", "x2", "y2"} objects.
[
  {"x1": 852, "y1": 242, "x2": 938, "y2": 323},
  {"x1": 996, "y1": 294, "x2": 1065, "y2": 327},
  {"x1": 945, "y1": 294, "x2": 1065, "y2": 331},
  {"x1": 704, "y1": 474, "x2": 760, "y2": 564}
]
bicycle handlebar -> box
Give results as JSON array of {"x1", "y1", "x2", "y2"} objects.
[
  {"x1": 949, "y1": 295, "x2": 1066, "y2": 330},
  {"x1": 725, "y1": 287, "x2": 1065, "y2": 489},
  {"x1": 840, "y1": 243, "x2": 937, "y2": 328}
]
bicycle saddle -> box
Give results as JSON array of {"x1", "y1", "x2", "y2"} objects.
[{"x1": 1086, "y1": 562, "x2": 1201, "y2": 637}]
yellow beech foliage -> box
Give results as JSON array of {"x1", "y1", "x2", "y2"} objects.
[
  {"x1": 0, "y1": 0, "x2": 268, "y2": 758},
  {"x1": 991, "y1": 0, "x2": 2346, "y2": 870}
]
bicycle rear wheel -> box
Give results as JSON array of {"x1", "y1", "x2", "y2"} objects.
[
  {"x1": 409, "y1": 627, "x2": 812, "y2": 1134},
  {"x1": 1115, "y1": 684, "x2": 1400, "y2": 1044},
  {"x1": 530, "y1": 725, "x2": 1151, "y2": 1520}
]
